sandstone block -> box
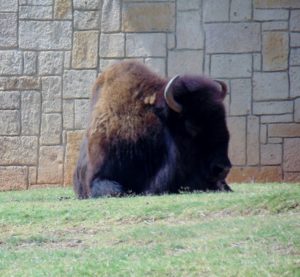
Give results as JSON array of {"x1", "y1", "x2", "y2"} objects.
[
  {"x1": 19, "y1": 5, "x2": 52, "y2": 19},
  {"x1": 42, "y1": 77, "x2": 62, "y2": 113},
  {"x1": 261, "y1": 114, "x2": 293, "y2": 123},
  {"x1": 0, "y1": 136, "x2": 38, "y2": 165},
  {"x1": 253, "y1": 101, "x2": 293, "y2": 115},
  {"x1": 269, "y1": 123, "x2": 300, "y2": 137},
  {"x1": 205, "y1": 23, "x2": 261, "y2": 53},
  {"x1": 203, "y1": 0, "x2": 229, "y2": 22},
  {"x1": 262, "y1": 32, "x2": 288, "y2": 71},
  {"x1": 253, "y1": 72, "x2": 288, "y2": 100},
  {"x1": 227, "y1": 117, "x2": 246, "y2": 165},
  {"x1": 0, "y1": 51, "x2": 22, "y2": 75},
  {"x1": 0, "y1": 77, "x2": 40, "y2": 91},
  {"x1": 19, "y1": 21, "x2": 72, "y2": 50},
  {"x1": 27, "y1": 0, "x2": 52, "y2": 5},
  {"x1": 21, "y1": 91, "x2": 41, "y2": 136},
  {"x1": 261, "y1": 124, "x2": 267, "y2": 144},
  {"x1": 290, "y1": 10, "x2": 300, "y2": 31},
  {"x1": 99, "y1": 58, "x2": 123, "y2": 72},
  {"x1": 0, "y1": 111, "x2": 20, "y2": 135},
  {"x1": 254, "y1": 9, "x2": 289, "y2": 21},
  {"x1": 168, "y1": 50, "x2": 203, "y2": 76},
  {"x1": 295, "y1": 98, "x2": 300, "y2": 122},
  {"x1": 230, "y1": 79, "x2": 251, "y2": 115},
  {"x1": 63, "y1": 100, "x2": 74, "y2": 129},
  {"x1": 230, "y1": 0, "x2": 252, "y2": 21},
  {"x1": 28, "y1": 166, "x2": 37, "y2": 186},
  {"x1": 261, "y1": 144, "x2": 282, "y2": 165},
  {"x1": 177, "y1": 0, "x2": 200, "y2": 10},
  {"x1": 262, "y1": 21, "x2": 288, "y2": 31},
  {"x1": 227, "y1": 166, "x2": 282, "y2": 183},
  {"x1": 291, "y1": 33, "x2": 300, "y2": 47},
  {"x1": 40, "y1": 114, "x2": 62, "y2": 145},
  {"x1": 126, "y1": 33, "x2": 166, "y2": 57},
  {"x1": 74, "y1": 10, "x2": 100, "y2": 30},
  {"x1": 0, "y1": 91, "x2": 20, "y2": 109},
  {"x1": 290, "y1": 48, "x2": 300, "y2": 66},
  {"x1": 290, "y1": 66, "x2": 300, "y2": 97},
  {"x1": 64, "y1": 51, "x2": 71, "y2": 69},
  {"x1": 38, "y1": 146, "x2": 64, "y2": 184},
  {"x1": 24, "y1": 52, "x2": 37, "y2": 75},
  {"x1": 75, "y1": 99, "x2": 90, "y2": 129},
  {"x1": 64, "y1": 130, "x2": 85, "y2": 185},
  {"x1": 253, "y1": 53, "x2": 261, "y2": 71},
  {"x1": 247, "y1": 116, "x2": 259, "y2": 165},
  {"x1": 0, "y1": 13, "x2": 17, "y2": 47},
  {"x1": 72, "y1": 31, "x2": 99, "y2": 68},
  {"x1": 54, "y1": 0, "x2": 72, "y2": 19},
  {"x1": 177, "y1": 10, "x2": 203, "y2": 49},
  {"x1": 0, "y1": 0, "x2": 17, "y2": 11},
  {"x1": 284, "y1": 138, "x2": 300, "y2": 171},
  {"x1": 211, "y1": 54, "x2": 251, "y2": 78},
  {"x1": 99, "y1": 33, "x2": 125, "y2": 58},
  {"x1": 63, "y1": 70, "x2": 97, "y2": 99},
  {"x1": 167, "y1": 33, "x2": 175, "y2": 49},
  {"x1": 145, "y1": 58, "x2": 166, "y2": 76},
  {"x1": 73, "y1": 0, "x2": 100, "y2": 9},
  {"x1": 39, "y1": 51, "x2": 64, "y2": 75},
  {"x1": 0, "y1": 166, "x2": 28, "y2": 191},
  {"x1": 123, "y1": 2, "x2": 175, "y2": 32},
  {"x1": 283, "y1": 172, "x2": 300, "y2": 182},
  {"x1": 101, "y1": 0, "x2": 121, "y2": 32},
  {"x1": 254, "y1": 0, "x2": 300, "y2": 9}
]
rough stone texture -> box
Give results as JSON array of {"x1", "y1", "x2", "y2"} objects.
[
  {"x1": 0, "y1": 13, "x2": 17, "y2": 48},
  {"x1": 290, "y1": 66, "x2": 300, "y2": 97},
  {"x1": 205, "y1": 23, "x2": 261, "y2": 53},
  {"x1": 253, "y1": 101, "x2": 293, "y2": 115},
  {"x1": 261, "y1": 114, "x2": 293, "y2": 123},
  {"x1": 262, "y1": 32, "x2": 289, "y2": 71},
  {"x1": 291, "y1": 33, "x2": 300, "y2": 47},
  {"x1": 19, "y1": 5, "x2": 52, "y2": 19},
  {"x1": 145, "y1": 58, "x2": 166, "y2": 76},
  {"x1": 24, "y1": 52, "x2": 37, "y2": 75},
  {"x1": 40, "y1": 114, "x2": 62, "y2": 145},
  {"x1": 0, "y1": 0, "x2": 18, "y2": 12},
  {"x1": 269, "y1": 124, "x2": 300, "y2": 137},
  {"x1": 99, "y1": 33, "x2": 125, "y2": 58},
  {"x1": 227, "y1": 117, "x2": 246, "y2": 165},
  {"x1": 262, "y1": 21, "x2": 288, "y2": 31},
  {"x1": 211, "y1": 54, "x2": 252, "y2": 78},
  {"x1": 0, "y1": 110, "x2": 20, "y2": 135},
  {"x1": 230, "y1": 0, "x2": 252, "y2": 21},
  {"x1": 64, "y1": 131, "x2": 85, "y2": 186},
  {"x1": 177, "y1": 0, "x2": 200, "y2": 11},
  {"x1": 261, "y1": 144, "x2": 282, "y2": 165},
  {"x1": 253, "y1": 72, "x2": 289, "y2": 100},
  {"x1": 203, "y1": 0, "x2": 229, "y2": 22},
  {"x1": 38, "y1": 146, "x2": 63, "y2": 184},
  {"x1": 123, "y1": 3, "x2": 175, "y2": 32},
  {"x1": 19, "y1": 21, "x2": 72, "y2": 50},
  {"x1": 295, "y1": 98, "x2": 300, "y2": 122},
  {"x1": 0, "y1": 137, "x2": 38, "y2": 165},
  {"x1": 284, "y1": 172, "x2": 300, "y2": 182},
  {"x1": 247, "y1": 116, "x2": 260, "y2": 165},
  {"x1": 0, "y1": 167, "x2": 28, "y2": 191},
  {"x1": 101, "y1": 0, "x2": 121, "y2": 32},
  {"x1": 63, "y1": 100, "x2": 74, "y2": 129},
  {"x1": 0, "y1": 51, "x2": 22, "y2": 75},
  {"x1": 176, "y1": 10, "x2": 203, "y2": 49},
  {"x1": 63, "y1": 70, "x2": 97, "y2": 99},
  {"x1": 168, "y1": 50, "x2": 203, "y2": 76},
  {"x1": 126, "y1": 33, "x2": 166, "y2": 57},
  {"x1": 28, "y1": 166, "x2": 37, "y2": 186},
  {"x1": 0, "y1": 77, "x2": 40, "y2": 90},
  {"x1": 254, "y1": 9, "x2": 289, "y2": 21},
  {"x1": 54, "y1": 0, "x2": 72, "y2": 19},
  {"x1": 42, "y1": 77, "x2": 62, "y2": 113},
  {"x1": 254, "y1": 0, "x2": 300, "y2": 8},
  {"x1": 74, "y1": 99, "x2": 89, "y2": 129},
  {"x1": 290, "y1": 10, "x2": 300, "y2": 31},
  {"x1": 283, "y1": 138, "x2": 300, "y2": 171},
  {"x1": 290, "y1": 48, "x2": 300, "y2": 66},
  {"x1": 21, "y1": 91, "x2": 41, "y2": 136},
  {"x1": 72, "y1": 31, "x2": 99, "y2": 68},
  {"x1": 39, "y1": 51, "x2": 64, "y2": 75},
  {"x1": 230, "y1": 79, "x2": 251, "y2": 115},
  {"x1": 73, "y1": 0, "x2": 100, "y2": 9},
  {"x1": 0, "y1": 91, "x2": 20, "y2": 109},
  {"x1": 74, "y1": 11, "x2": 100, "y2": 30}
]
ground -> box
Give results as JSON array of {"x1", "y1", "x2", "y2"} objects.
[{"x1": 0, "y1": 183, "x2": 299, "y2": 276}]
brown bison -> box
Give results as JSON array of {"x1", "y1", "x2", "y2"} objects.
[{"x1": 74, "y1": 61, "x2": 232, "y2": 198}]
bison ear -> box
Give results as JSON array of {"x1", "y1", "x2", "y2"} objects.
[{"x1": 214, "y1": 80, "x2": 227, "y2": 101}]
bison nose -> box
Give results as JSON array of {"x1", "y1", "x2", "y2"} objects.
[{"x1": 212, "y1": 164, "x2": 231, "y2": 179}]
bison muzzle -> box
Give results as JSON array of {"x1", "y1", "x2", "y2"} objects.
[{"x1": 74, "y1": 61, "x2": 232, "y2": 198}]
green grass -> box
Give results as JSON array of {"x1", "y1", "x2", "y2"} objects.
[{"x1": 0, "y1": 183, "x2": 299, "y2": 276}]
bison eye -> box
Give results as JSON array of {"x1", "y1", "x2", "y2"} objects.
[{"x1": 185, "y1": 121, "x2": 201, "y2": 137}]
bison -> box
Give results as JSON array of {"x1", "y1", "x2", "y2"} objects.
[{"x1": 74, "y1": 61, "x2": 232, "y2": 198}]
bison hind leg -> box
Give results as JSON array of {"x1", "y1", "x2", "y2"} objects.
[{"x1": 91, "y1": 179, "x2": 124, "y2": 197}]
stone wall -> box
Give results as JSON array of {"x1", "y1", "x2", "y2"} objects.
[{"x1": 0, "y1": 0, "x2": 300, "y2": 190}]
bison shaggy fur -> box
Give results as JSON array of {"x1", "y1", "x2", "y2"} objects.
[{"x1": 74, "y1": 61, "x2": 232, "y2": 198}]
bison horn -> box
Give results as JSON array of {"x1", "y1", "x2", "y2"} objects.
[
  {"x1": 164, "y1": 75, "x2": 182, "y2": 113},
  {"x1": 214, "y1": 80, "x2": 227, "y2": 99}
]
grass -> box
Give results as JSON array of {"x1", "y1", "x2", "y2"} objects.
[{"x1": 0, "y1": 183, "x2": 299, "y2": 277}]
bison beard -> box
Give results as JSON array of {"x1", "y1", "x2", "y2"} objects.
[{"x1": 74, "y1": 61, "x2": 232, "y2": 198}]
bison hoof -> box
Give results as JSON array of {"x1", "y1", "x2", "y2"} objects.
[{"x1": 91, "y1": 179, "x2": 123, "y2": 197}]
